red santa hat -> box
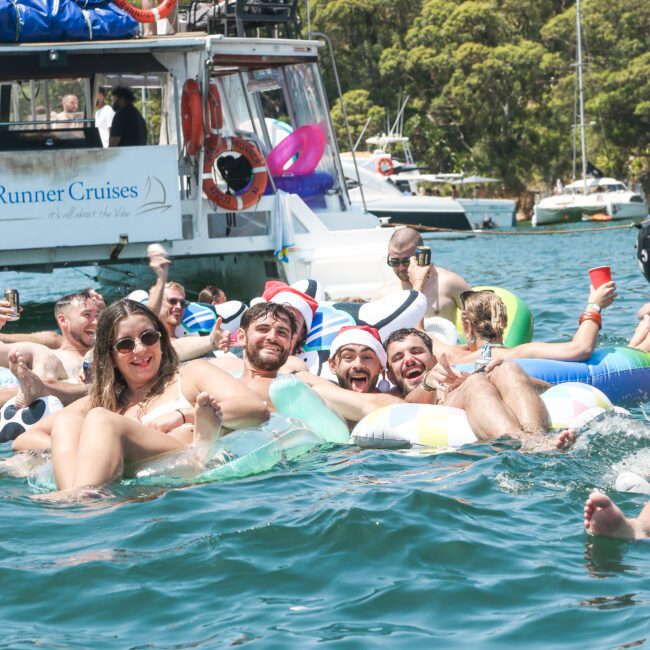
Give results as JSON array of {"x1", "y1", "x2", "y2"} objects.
[
  {"x1": 329, "y1": 325, "x2": 387, "y2": 368},
  {"x1": 262, "y1": 281, "x2": 319, "y2": 331}
]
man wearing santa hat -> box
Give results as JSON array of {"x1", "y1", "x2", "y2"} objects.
[{"x1": 294, "y1": 325, "x2": 402, "y2": 428}]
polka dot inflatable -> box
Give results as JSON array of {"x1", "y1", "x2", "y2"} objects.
[
  {"x1": 0, "y1": 395, "x2": 63, "y2": 443},
  {"x1": 540, "y1": 382, "x2": 613, "y2": 430},
  {"x1": 351, "y1": 403, "x2": 478, "y2": 449}
]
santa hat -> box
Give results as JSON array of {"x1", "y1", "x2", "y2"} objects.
[
  {"x1": 262, "y1": 281, "x2": 319, "y2": 331},
  {"x1": 329, "y1": 325, "x2": 387, "y2": 368}
]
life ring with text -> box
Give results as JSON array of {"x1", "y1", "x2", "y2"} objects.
[
  {"x1": 376, "y1": 156, "x2": 394, "y2": 176},
  {"x1": 203, "y1": 136, "x2": 268, "y2": 211},
  {"x1": 266, "y1": 124, "x2": 326, "y2": 176},
  {"x1": 112, "y1": 0, "x2": 177, "y2": 23},
  {"x1": 206, "y1": 82, "x2": 223, "y2": 137},
  {"x1": 181, "y1": 79, "x2": 203, "y2": 156}
]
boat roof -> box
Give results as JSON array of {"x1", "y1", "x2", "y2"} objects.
[
  {"x1": 0, "y1": 34, "x2": 322, "y2": 79},
  {"x1": 565, "y1": 177, "x2": 625, "y2": 189}
]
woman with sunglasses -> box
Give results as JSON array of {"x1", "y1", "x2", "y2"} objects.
[{"x1": 31, "y1": 299, "x2": 268, "y2": 498}]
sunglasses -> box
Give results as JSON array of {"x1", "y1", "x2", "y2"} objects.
[
  {"x1": 167, "y1": 298, "x2": 189, "y2": 308},
  {"x1": 113, "y1": 329, "x2": 162, "y2": 354},
  {"x1": 386, "y1": 255, "x2": 412, "y2": 268},
  {"x1": 460, "y1": 289, "x2": 495, "y2": 309}
]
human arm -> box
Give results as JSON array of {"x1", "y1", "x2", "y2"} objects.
[
  {"x1": 172, "y1": 317, "x2": 227, "y2": 361},
  {"x1": 0, "y1": 330, "x2": 63, "y2": 348},
  {"x1": 630, "y1": 314, "x2": 650, "y2": 352},
  {"x1": 182, "y1": 360, "x2": 269, "y2": 429},
  {"x1": 311, "y1": 381, "x2": 402, "y2": 422},
  {"x1": 492, "y1": 281, "x2": 617, "y2": 362},
  {"x1": 146, "y1": 246, "x2": 170, "y2": 316}
]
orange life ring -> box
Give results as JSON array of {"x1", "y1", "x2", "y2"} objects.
[
  {"x1": 112, "y1": 0, "x2": 176, "y2": 23},
  {"x1": 203, "y1": 136, "x2": 268, "y2": 211},
  {"x1": 206, "y1": 82, "x2": 223, "y2": 137},
  {"x1": 376, "y1": 156, "x2": 394, "y2": 176},
  {"x1": 181, "y1": 79, "x2": 203, "y2": 157}
]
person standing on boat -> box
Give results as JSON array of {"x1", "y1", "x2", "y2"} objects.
[
  {"x1": 373, "y1": 226, "x2": 471, "y2": 324},
  {"x1": 109, "y1": 86, "x2": 147, "y2": 147},
  {"x1": 55, "y1": 94, "x2": 83, "y2": 129},
  {"x1": 94, "y1": 87, "x2": 115, "y2": 148}
]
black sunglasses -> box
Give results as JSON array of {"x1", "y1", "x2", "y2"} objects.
[
  {"x1": 386, "y1": 255, "x2": 412, "y2": 268},
  {"x1": 167, "y1": 297, "x2": 189, "y2": 308},
  {"x1": 460, "y1": 289, "x2": 495, "y2": 309},
  {"x1": 113, "y1": 329, "x2": 162, "y2": 354}
]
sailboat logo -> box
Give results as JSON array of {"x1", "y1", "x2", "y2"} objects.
[{"x1": 136, "y1": 176, "x2": 172, "y2": 215}]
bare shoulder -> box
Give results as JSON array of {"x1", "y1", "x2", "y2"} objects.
[
  {"x1": 436, "y1": 266, "x2": 471, "y2": 289},
  {"x1": 372, "y1": 277, "x2": 400, "y2": 300}
]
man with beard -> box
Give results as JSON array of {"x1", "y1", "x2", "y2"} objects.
[
  {"x1": 372, "y1": 227, "x2": 470, "y2": 324},
  {"x1": 293, "y1": 325, "x2": 402, "y2": 428},
  {"x1": 236, "y1": 302, "x2": 298, "y2": 407},
  {"x1": 384, "y1": 328, "x2": 575, "y2": 449},
  {"x1": 0, "y1": 289, "x2": 104, "y2": 408}
]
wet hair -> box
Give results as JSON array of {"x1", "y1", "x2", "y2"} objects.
[
  {"x1": 384, "y1": 328, "x2": 433, "y2": 354},
  {"x1": 89, "y1": 299, "x2": 178, "y2": 414},
  {"x1": 112, "y1": 86, "x2": 135, "y2": 103},
  {"x1": 240, "y1": 302, "x2": 297, "y2": 336},
  {"x1": 462, "y1": 291, "x2": 507, "y2": 342},
  {"x1": 388, "y1": 226, "x2": 423, "y2": 248},
  {"x1": 198, "y1": 285, "x2": 225, "y2": 303},
  {"x1": 54, "y1": 288, "x2": 96, "y2": 318}
]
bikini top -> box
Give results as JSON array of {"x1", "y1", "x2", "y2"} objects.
[
  {"x1": 479, "y1": 343, "x2": 505, "y2": 359},
  {"x1": 141, "y1": 372, "x2": 193, "y2": 424}
]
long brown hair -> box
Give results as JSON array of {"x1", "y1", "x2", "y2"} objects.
[
  {"x1": 462, "y1": 291, "x2": 507, "y2": 343},
  {"x1": 89, "y1": 299, "x2": 178, "y2": 413}
]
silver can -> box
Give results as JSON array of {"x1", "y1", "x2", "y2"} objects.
[
  {"x1": 3, "y1": 289, "x2": 20, "y2": 321},
  {"x1": 415, "y1": 246, "x2": 431, "y2": 266}
]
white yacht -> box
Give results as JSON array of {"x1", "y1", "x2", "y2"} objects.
[{"x1": 0, "y1": 32, "x2": 396, "y2": 299}]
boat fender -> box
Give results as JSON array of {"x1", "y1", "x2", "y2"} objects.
[
  {"x1": 351, "y1": 382, "x2": 613, "y2": 448},
  {"x1": 269, "y1": 374, "x2": 350, "y2": 444},
  {"x1": 0, "y1": 396, "x2": 63, "y2": 443},
  {"x1": 203, "y1": 136, "x2": 268, "y2": 211},
  {"x1": 455, "y1": 285, "x2": 533, "y2": 347},
  {"x1": 112, "y1": 0, "x2": 177, "y2": 24},
  {"x1": 376, "y1": 156, "x2": 394, "y2": 176},
  {"x1": 266, "y1": 124, "x2": 326, "y2": 177},
  {"x1": 181, "y1": 79, "x2": 203, "y2": 156},
  {"x1": 206, "y1": 82, "x2": 223, "y2": 138}
]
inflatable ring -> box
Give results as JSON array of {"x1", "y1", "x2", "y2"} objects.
[
  {"x1": 266, "y1": 124, "x2": 326, "y2": 176},
  {"x1": 174, "y1": 300, "x2": 248, "y2": 337},
  {"x1": 376, "y1": 156, "x2": 394, "y2": 176},
  {"x1": 638, "y1": 218, "x2": 650, "y2": 283},
  {"x1": 455, "y1": 285, "x2": 533, "y2": 348},
  {"x1": 351, "y1": 382, "x2": 615, "y2": 449},
  {"x1": 206, "y1": 82, "x2": 223, "y2": 138},
  {"x1": 0, "y1": 395, "x2": 64, "y2": 443},
  {"x1": 181, "y1": 79, "x2": 203, "y2": 156},
  {"x1": 203, "y1": 136, "x2": 268, "y2": 211},
  {"x1": 113, "y1": 0, "x2": 176, "y2": 24}
]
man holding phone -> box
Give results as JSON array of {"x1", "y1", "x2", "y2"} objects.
[{"x1": 373, "y1": 226, "x2": 471, "y2": 324}]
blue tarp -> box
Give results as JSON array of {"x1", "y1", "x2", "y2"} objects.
[{"x1": 0, "y1": 0, "x2": 139, "y2": 42}]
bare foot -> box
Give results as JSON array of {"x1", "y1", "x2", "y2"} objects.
[
  {"x1": 584, "y1": 491, "x2": 638, "y2": 540},
  {"x1": 8, "y1": 350, "x2": 47, "y2": 409},
  {"x1": 554, "y1": 428, "x2": 577, "y2": 450},
  {"x1": 33, "y1": 485, "x2": 114, "y2": 503},
  {"x1": 193, "y1": 392, "x2": 222, "y2": 447}
]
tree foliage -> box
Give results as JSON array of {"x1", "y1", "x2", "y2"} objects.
[{"x1": 314, "y1": 0, "x2": 650, "y2": 194}]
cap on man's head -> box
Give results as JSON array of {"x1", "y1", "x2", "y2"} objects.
[
  {"x1": 329, "y1": 325, "x2": 387, "y2": 368},
  {"x1": 262, "y1": 281, "x2": 318, "y2": 331}
]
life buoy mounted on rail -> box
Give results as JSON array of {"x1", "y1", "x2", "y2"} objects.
[
  {"x1": 181, "y1": 79, "x2": 203, "y2": 156},
  {"x1": 376, "y1": 156, "x2": 394, "y2": 176},
  {"x1": 206, "y1": 82, "x2": 223, "y2": 137},
  {"x1": 203, "y1": 136, "x2": 268, "y2": 211},
  {"x1": 112, "y1": 0, "x2": 177, "y2": 23}
]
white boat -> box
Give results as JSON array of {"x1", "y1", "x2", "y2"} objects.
[
  {"x1": 340, "y1": 157, "x2": 474, "y2": 239},
  {"x1": 0, "y1": 32, "x2": 397, "y2": 300},
  {"x1": 533, "y1": 0, "x2": 648, "y2": 227},
  {"x1": 533, "y1": 177, "x2": 648, "y2": 225}
]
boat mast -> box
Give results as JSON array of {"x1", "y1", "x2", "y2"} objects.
[{"x1": 576, "y1": 0, "x2": 588, "y2": 194}]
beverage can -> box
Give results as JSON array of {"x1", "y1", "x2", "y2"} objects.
[
  {"x1": 415, "y1": 246, "x2": 431, "y2": 266},
  {"x1": 2, "y1": 289, "x2": 20, "y2": 321}
]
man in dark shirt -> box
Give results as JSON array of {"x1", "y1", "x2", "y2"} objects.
[{"x1": 109, "y1": 86, "x2": 147, "y2": 147}]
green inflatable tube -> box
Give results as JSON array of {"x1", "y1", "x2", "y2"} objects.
[{"x1": 455, "y1": 285, "x2": 533, "y2": 348}]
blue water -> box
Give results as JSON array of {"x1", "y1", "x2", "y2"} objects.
[{"x1": 1, "y1": 223, "x2": 650, "y2": 648}]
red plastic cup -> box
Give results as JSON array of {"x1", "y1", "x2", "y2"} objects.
[{"x1": 588, "y1": 266, "x2": 612, "y2": 289}]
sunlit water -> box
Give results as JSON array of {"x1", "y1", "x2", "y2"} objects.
[{"x1": 1, "y1": 223, "x2": 650, "y2": 648}]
